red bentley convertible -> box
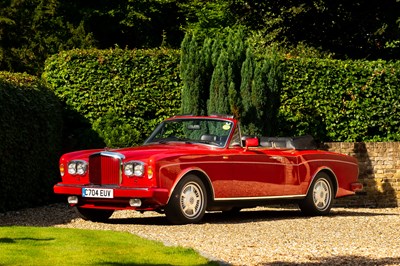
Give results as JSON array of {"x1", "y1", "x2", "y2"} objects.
[{"x1": 54, "y1": 115, "x2": 362, "y2": 224}]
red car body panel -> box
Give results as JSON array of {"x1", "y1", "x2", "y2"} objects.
[{"x1": 53, "y1": 115, "x2": 361, "y2": 213}]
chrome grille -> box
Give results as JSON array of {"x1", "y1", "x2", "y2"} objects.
[{"x1": 89, "y1": 152, "x2": 124, "y2": 185}]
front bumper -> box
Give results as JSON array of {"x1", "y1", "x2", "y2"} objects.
[{"x1": 53, "y1": 183, "x2": 169, "y2": 209}]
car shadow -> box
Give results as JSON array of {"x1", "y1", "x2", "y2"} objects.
[
  {"x1": 0, "y1": 204, "x2": 397, "y2": 227},
  {"x1": 105, "y1": 207, "x2": 399, "y2": 226}
]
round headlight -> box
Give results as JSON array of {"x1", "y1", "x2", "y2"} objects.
[
  {"x1": 67, "y1": 160, "x2": 88, "y2": 175},
  {"x1": 124, "y1": 161, "x2": 145, "y2": 177},
  {"x1": 124, "y1": 163, "x2": 134, "y2": 176},
  {"x1": 68, "y1": 162, "x2": 77, "y2": 175},
  {"x1": 134, "y1": 164, "x2": 144, "y2": 176},
  {"x1": 76, "y1": 161, "x2": 87, "y2": 175}
]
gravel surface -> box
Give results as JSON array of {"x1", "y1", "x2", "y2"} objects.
[{"x1": 1, "y1": 203, "x2": 400, "y2": 265}]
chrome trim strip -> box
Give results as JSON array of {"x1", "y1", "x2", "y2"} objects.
[
  {"x1": 98, "y1": 151, "x2": 125, "y2": 160},
  {"x1": 214, "y1": 194, "x2": 306, "y2": 201},
  {"x1": 159, "y1": 158, "x2": 357, "y2": 169}
]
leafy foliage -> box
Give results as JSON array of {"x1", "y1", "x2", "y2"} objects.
[
  {"x1": 75, "y1": 0, "x2": 184, "y2": 49},
  {"x1": 229, "y1": 0, "x2": 400, "y2": 60},
  {"x1": 0, "y1": 72, "x2": 62, "y2": 212},
  {"x1": 43, "y1": 48, "x2": 182, "y2": 149},
  {"x1": 2, "y1": 0, "x2": 400, "y2": 75},
  {"x1": 0, "y1": 0, "x2": 94, "y2": 75},
  {"x1": 180, "y1": 33, "x2": 210, "y2": 115},
  {"x1": 180, "y1": 28, "x2": 282, "y2": 136},
  {"x1": 278, "y1": 58, "x2": 400, "y2": 141}
]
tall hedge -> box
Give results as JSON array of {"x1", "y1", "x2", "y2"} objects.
[
  {"x1": 279, "y1": 58, "x2": 400, "y2": 141},
  {"x1": 0, "y1": 72, "x2": 62, "y2": 212},
  {"x1": 43, "y1": 48, "x2": 182, "y2": 149}
]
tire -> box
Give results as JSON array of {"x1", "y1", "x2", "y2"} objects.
[
  {"x1": 299, "y1": 172, "x2": 334, "y2": 216},
  {"x1": 74, "y1": 207, "x2": 114, "y2": 222},
  {"x1": 165, "y1": 175, "x2": 207, "y2": 224}
]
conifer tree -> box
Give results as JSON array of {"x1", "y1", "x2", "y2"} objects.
[
  {"x1": 262, "y1": 51, "x2": 282, "y2": 136},
  {"x1": 180, "y1": 33, "x2": 208, "y2": 115},
  {"x1": 239, "y1": 48, "x2": 255, "y2": 134},
  {"x1": 208, "y1": 50, "x2": 230, "y2": 114}
]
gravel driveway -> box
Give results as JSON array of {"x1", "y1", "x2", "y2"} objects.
[{"x1": 1, "y1": 203, "x2": 400, "y2": 265}]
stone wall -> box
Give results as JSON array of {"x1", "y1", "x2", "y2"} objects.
[{"x1": 324, "y1": 142, "x2": 400, "y2": 208}]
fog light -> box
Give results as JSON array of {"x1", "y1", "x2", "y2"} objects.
[
  {"x1": 68, "y1": 196, "x2": 78, "y2": 204},
  {"x1": 129, "y1": 198, "x2": 142, "y2": 207}
]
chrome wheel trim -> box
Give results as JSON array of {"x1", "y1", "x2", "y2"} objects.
[
  {"x1": 179, "y1": 181, "x2": 204, "y2": 219},
  {"x1": 312, "y1": 178, "x2": 332, "y2": 211}
]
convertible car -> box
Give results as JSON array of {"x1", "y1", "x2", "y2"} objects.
[{"x1": 54, "y1": 115, "x2": 362, "y2": 224}]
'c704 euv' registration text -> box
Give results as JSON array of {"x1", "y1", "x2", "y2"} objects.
[{"x1": 82, "y1": 188, "x2": 113, "y2": 198}]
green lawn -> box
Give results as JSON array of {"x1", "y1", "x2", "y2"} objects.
[{"x1": 0, "y1": 226, "x2": 219, "y2": 265}]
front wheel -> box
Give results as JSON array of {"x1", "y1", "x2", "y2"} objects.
[
  {"x1": 299, "y1": 172, "x2": 334, "y2": 216},
  {"x1": 165, "y1": 175, "x2": 207, "y2": 224},
  {"x1": 74, "y1": 207, "x2": 114, "y2": 222}
]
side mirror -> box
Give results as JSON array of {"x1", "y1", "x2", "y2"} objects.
[{"x1": 245, "y1": 137, "x2": 259, "y2": 150}]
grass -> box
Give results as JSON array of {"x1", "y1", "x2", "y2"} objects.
[{"x1": 0, "y1": 226, "x2": 219, "y2": 265}]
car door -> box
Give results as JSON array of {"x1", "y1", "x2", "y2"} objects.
[{"x1": 212, "y1": 148, "x2": 287, "y2": 199}]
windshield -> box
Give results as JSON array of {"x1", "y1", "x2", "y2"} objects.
[{"x1": 144, "y1": 118, "x2": 234, "y2": 147}]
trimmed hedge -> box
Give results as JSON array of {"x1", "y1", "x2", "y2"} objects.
[
  {"x1": 180, "y1": 31, "x2": 399, "y2": 141},
  {"x1": 0, "y1": 72, "x2": 62, "y2": 212},
  {"x1": 43, "y1": 48, "x2": 182, "y2": 149},
  {"x1": 279, "y1": 58, "x2": 400, "y2": 141},
  {"x1": 43, "y1": 47, "x2": 399, "y2": 150}
]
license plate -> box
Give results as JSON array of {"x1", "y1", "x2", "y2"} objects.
[{"x1": 82, "y1": 188, "x2": 113, "y2": 198}]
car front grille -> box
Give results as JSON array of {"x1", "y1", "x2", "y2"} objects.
[{"x1": 89, "y1": 152, "x2": 124, "y2": 185}]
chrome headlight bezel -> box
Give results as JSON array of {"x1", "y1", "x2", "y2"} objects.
[
  {"x1": 67, "y1": 160, "x2": 88, "y2": 176},
  {"x1": 124, "y1": 161, "x2": 145, "y2": 177}
]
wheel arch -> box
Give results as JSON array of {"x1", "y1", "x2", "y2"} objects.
[
  {"x1": 167, "y1": 167, "x2": 215, "y2": 205},
  {"x1": 309, "y1": 168, "x2": 339, "y2": 197}
]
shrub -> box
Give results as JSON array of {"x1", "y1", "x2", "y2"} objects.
[
  {"x1": 43, "y1": 48, "x2": 182, "y2": 149},
  {"x1": 0, "y1": 72, "x2": 62, "y2": 212},
  {"x1": 279, "y1": 58, "x2": 400, "y2": 141}
]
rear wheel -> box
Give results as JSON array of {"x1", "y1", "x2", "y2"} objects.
[
  {"x1": 299, "y1": 172, "x2": 334, "y2": 216},
  {"x1": 74, "y1": 207, "x2": 114, "y2": 222},
  {"x1": 165, "y1": 175, "x2": 207, "y2": 224}
]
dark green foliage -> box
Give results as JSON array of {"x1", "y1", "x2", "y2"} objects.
[
  {"x1": 43, "y1": 48, "x2": 182, "y2": 149},
  {"x1": 182, "y1": 28, "x2": 249, "y2": 117},
  {"x1": 239, "y1": 48, "x2": 254, "y2": 123},
  {"x1": 208, "y1": 50, "x2": 230, "y2": 114},
  {"x1": 92, "y1": 109, "x2": 142, "y2": 148},
  {"x1": 178, "y1": 0, "x2": 235, "y2": 33},
  {"x1": 181, "y1": 28, "x2": 282, "y2": 136},
  {"x1": 180, "y1": 33, "x2": 210, "y2": 115},
  {"x1": 0, "y1": 0, "x2": 94, "y2": 75},
  {"x1": 239, "y1": 49, "x2": 282, "y2": 136},
  {"x1": 229, "y1": 0, "x2": 400, "y2": 60},
  {"x1": 279, "y1": 58, "x2": 400, "y2": 141},
  {"x1": 0, "y1": 72, "x2": 62, "y2": 212},
  {"x1": 76, "y1": 0, "x2": 184, "y2": 49}
]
